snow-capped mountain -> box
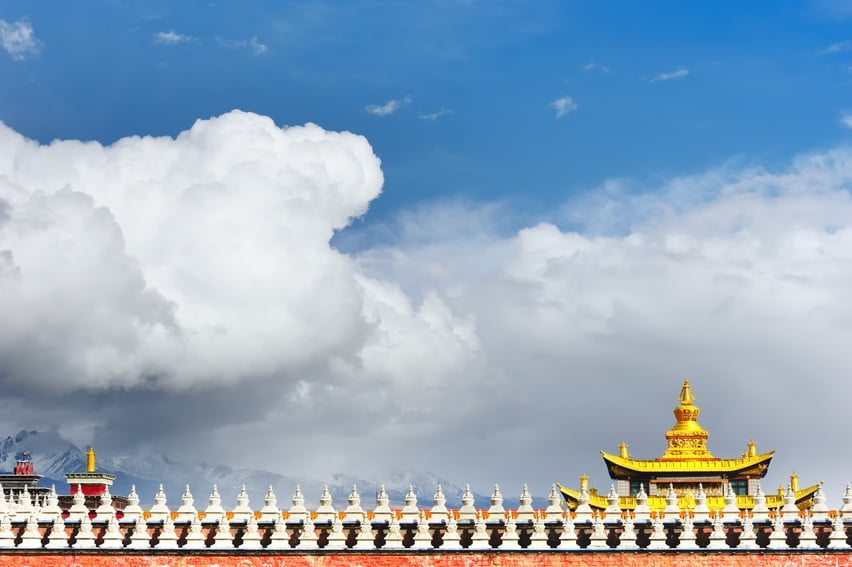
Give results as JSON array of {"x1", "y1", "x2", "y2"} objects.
[{"x1": 0, "y1": 430, "x2": 549, "y2": 508}]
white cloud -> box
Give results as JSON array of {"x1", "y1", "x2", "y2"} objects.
[
  {"x1": 418, "y1": 108, "x2": 452, "y2": 121},
  {"x1": 821, "y1": 40, "x2": 852, "y2": 54},
  {"x1": 0, "y1": 19, "x2": 40, "y2": 61},
  {"x1": 365, "y1": 96, "x2": 412, "y2": 116},
  {"x1": 6, "y1": 111, "x2": 852, "y2": 494},
  {"x1": 550, "y1": 96, "x2": 577, "y2": 118},
  {"x1": 218, "y1": 36, "x2": 267, "y2": 55},
  {"x1": 153, "y1": 30, "x2": 193, "y2": 45},
  {"x1": 583, "y1": 62, "x2": 610, "y2": 73},
  {"x1": 841, "y1": 112, "x2": 852, "y2": 128},
  {"x1": 651, "y1": 68, "x2": 689, "y2": 82}
]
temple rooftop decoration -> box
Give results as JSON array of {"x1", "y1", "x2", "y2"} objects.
[
  {"x1": 558, "y1": 380, "x2": 820, "y2": 511},
  {"x1": 65, "y1": 447, "x2": 116, "y2": 498}
]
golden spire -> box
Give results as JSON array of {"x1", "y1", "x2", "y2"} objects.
[
  {"x1": 678, "y1": 379, "x2": 695, "y2": 405},
  {"x1": 86, "y1": 447, "x2": 96, "y2": 473},
  {"x1": 661, "y1": 380, "x2": 714, "y2": 460}
]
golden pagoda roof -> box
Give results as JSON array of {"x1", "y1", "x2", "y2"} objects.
[
  {"x1": 601, "y1": 449, "x2": 775, "y2": 476},
  {"x1": 557, "y1": 483, "x2": 821, "y2": 512}
]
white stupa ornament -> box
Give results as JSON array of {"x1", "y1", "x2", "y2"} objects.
[
  {"x1": 663, "y1": 484, "x2": 680, "y2": 520},
  {"x1": 470, "y1": 510, "x2": 490, "y2": 549},
  {"x1": 588, "y1": 512, "x2": 608, "y2": 549},
  {"x1": 708, "y1": 513, "x2": 728, "y2": 549},
  {"x1": 634, "y1": 484, "x2": 651, "y2": 522},
  {"x1": 241, "y1": 514, "x2": 263, "y2": 549},
  {"x1": 811, "y1": 484, "x2": 830, "y2": 521},
  {"x1": 413, "y1": 510, "x2": 432, "y2": 549},
  {"x1": 73, "y1": 515, "x2": 97, "y2": 548},
  {"x1": 487, "y1": 484, "x2": 505, "y2": 520},
  {"x1": 691, "y1": 484, "x2": 710, "y2": 522},
  {"x1": 546, "y1": 484, "x2": 565, "y2": 521},
  {"x1": 781, "y1": 485, "x2": 798, "y2": 515},
  {"x1": 372, "y1": 485, "x2": 393, "y2": 523},
  {"x1": 721, "y1": 482, "x2": 739, "y2": 522},
  {"x1": 211, "y1": 515, "x2": 233, "y2": 549},
  {"x1": 95, "y1": 486, "x2": 115, "y2": 520},
  {"x1": 259, "y1": 485, "x2": 280, "y2": 521},
  {"x1": 430, "y1": 485, "x2": 449, "y2": 524},
  {"x1": 17, "y1": 485, "x2": 34, "y2": 515},
  {"x1": 828, "y1": 513, "x2": 849, "y2": 549},
  {"x1": 384, "y1": 512, "x2": 404, "y2": 549},
  {"x1": 315, "y1": 485, "x2": 336, "y2": 523},
  {"x1": 767, "y1": 512, "x2": 788, "y2": 549},
  {"x1": 616, "y1": 515, "x2": 636, "y2": 549},
  {"x1": 231, "y1": 485, "x2": 253, "y2": 521},
  {"x1": 502, "y1": 512, "x2": 521, "y2": 549},
  {"x1": 441, "y1": 514, "x2": 462, "y2": 549},
  {"x1": 561, "y1": 515, "x2": 581, "y2": 550},
  {"x1": 177, "y1": 485, "x2": 198, "y2": 521},
  {"x1": 751, "y1": 482, "x2": 770, "y2": 522},
  {"x1": 458, "y1": 484, "x2": 477, "y2": 521},
  {"x1": 184, "y1": 516, "x2": 207, "y2": 549},
  {"x1": 67, "y1": 484, "x2": 89, "y2": 521},
  {"x1": 647, "y1": 514, "x2": 668, "y2": 549},
  {"x1": 344, "y1": 484, "x2": 365, "y2": 523},
  {"x1": 148, "y1": 484, "x2": 170, "y2": 521},
  {"x1": 354, "y1": 514, "x2": 375, "y2": 549},
  {"x1": 100, "y1": 514, "x2": 124, "y2": 549},
  {"x1": 0, "y1": 515, "x2": 14, "y2": 548},
  {"x1": 401, "y1": 485, "x2": 419, "y2": 522},
  {"x1": 40, "y1": 485, "x2": 63, "y2": 520},
  {"x1": 204, "y1": 485, "x2": 226, "y2": 522},
  {"x1": 19, "y1": 514, "x2": 43, "y2": 549},
  {"x1": 325, "y1": 515, "x2": 347, "y2": 550},
  {"x1": 128, "y1": 515, "x2": 150, "y2": 549},
  {"x1": 528, "y1": 510, "x2": 549, "y2": 549},
  {"x1": 157, "y1": 514, "x2": 180, "y2": 549},
  {"x1": 678, "y1": 514, "x2": 698, "y2": 549},
  {"x1": 516, "y1": 484, "x2": 535, "y2": 522},
  {"x1": 799, "y1": 511, "x2": 818, "y2": 549},
  {"x1": 605, "y1": 484, "x2": 621, "y2": 516},
  {"x1": 288, "y1": 485, "x2": 308, "y2": 523},
  {"x1": 841, "y1": 483, "x2": 852, "y2": 519},
  {"x1": 297, "y1": 514, "x2": 319, "y2": 549},
  {"x1": 45, "y1": 514, "x2": 67, "y2": 549},
  {"x1": 739, "y1": 513, "x2": 759, "y2": 549},
  {"x1": 268, "y1": 515, "x2": 290, "y2": 550}
]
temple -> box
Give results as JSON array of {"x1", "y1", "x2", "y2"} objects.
[{"x1": 558, "y1": 380, "x2": 820, "y2": 511}]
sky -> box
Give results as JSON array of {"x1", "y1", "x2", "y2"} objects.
[{"x1": 2, "y1": 0, "x2": 852, "y2": 504}]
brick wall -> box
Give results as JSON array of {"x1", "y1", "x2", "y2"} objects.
[{"x1": 0, "y1": 551, "x2": 851, "y2": 567}]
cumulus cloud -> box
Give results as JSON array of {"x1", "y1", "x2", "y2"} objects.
[
  {"x1": 0, "y1": 111, "x2": 383, "y2": 392},
  {"x1": 0, "y1": 19, "x2": 40, "y2": 61},
  {"x1": 365, "y1": 96, "x2": 411, "y2": 116},
  {"x1": 841, "y1": 111, "x2": 852, "y2": 128},
  {"x1": 153, "y1": 30, "x2": 193, "y2": 45},
  {"x1": 550, "y1": 96, "x2": 577, "y2": 118},
  {"x1": 651, "y1": 67, "x2": 689, "y2": 82},
  {"x1": 5, "y1": 111, "x2": 852, "y2": 495}
]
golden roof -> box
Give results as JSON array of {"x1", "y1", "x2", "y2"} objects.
[{"x1": 557, "y1": 483, "x2": 821, "y2": 512}]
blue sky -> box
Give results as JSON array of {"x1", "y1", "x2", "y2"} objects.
[
  {"x1": 4, "y1": 1, "x2": 852, "y2": 229},
  {"x1": 4, "y1": 1, "x2": 852, "y2": 499}
]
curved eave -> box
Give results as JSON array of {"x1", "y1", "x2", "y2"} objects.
[
  {"x1": 558, "y1": 481, "x2": 821, "y2": 511},
  {"x1": 600, "y1": 450, "x2": 775, "y2": 478}
]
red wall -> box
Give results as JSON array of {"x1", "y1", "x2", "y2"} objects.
[{"x1": 0, "y1": 552, "x2": 850, "y2": 566}]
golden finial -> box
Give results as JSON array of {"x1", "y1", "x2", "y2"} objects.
[
  {"x1": 579, "y1": 473, "x2": 589, "y2": 493},
  {"x1": 790, "y1": 471, "x2": 799, "y2": 492},
  {"x1": 747, "y1": 440, "x2": 757, "y2": 457},
  {"x1": 86, "y1": 447, "x2": 96, "y2": 473},
  {"x1": 619, "y1": 441, "x2": 629, "y2": 459},
  {"x1": 678, "y1": 379, "x2": 695, "y2": 405}
]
